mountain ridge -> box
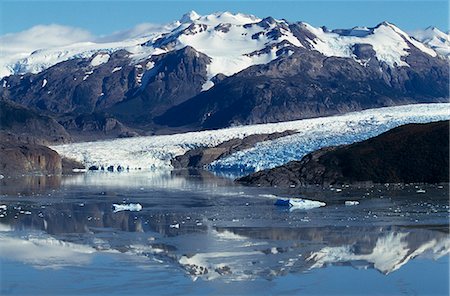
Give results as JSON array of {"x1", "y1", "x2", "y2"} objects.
[{"x1": 1, "y1": 11, "x2": 448, "y2": 136}]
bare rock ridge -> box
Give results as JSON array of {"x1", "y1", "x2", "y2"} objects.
[
  {"x1": 171, "y1": 130, "x2": 297, "y2": 169},
  {"x1": 237, "y1": 121, "x2": 450, "y2": 186}
]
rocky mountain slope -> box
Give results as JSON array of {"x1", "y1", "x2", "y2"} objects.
[
  {"x1": 237, "y1": 120, "x2": 449, "y2": 186},
  {"x1": 1, "y1": 12, "x2": 448, "y2": 134},
  {"x1": 0, "y1": 99, "x2": 70, "y2": 145}
]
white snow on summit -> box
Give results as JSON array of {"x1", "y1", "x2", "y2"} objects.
[
  {"x1": 180, "y1": 10, "x2": 261, "y2": 26},
  {"x1": 410, "y1": 27, "x2": 450, "y2": 58},
  {"x1": 302, "y1": 22, "x2": 436, "y2": 67},
  {"x1": 51, "y1": 103, "x2": 450, "y2": 172},
  {"x1": 0, "y1": 11, "x2": 444, "y2": 79}
]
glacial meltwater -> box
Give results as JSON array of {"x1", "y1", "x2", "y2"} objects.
[{"x1": 0, "y1": 171, "x2": 448, "y2": 295}]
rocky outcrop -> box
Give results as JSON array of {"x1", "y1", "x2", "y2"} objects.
[
  {"x1": 237, "y1": 121, "x2": 449, "y2": 186},
  {"x1": 0, "y1": 138, "x2": 62, "y2": 176},
  {"x1": 0, "y1": 132, "x2": 83, "y2": 176},
  {"x1": 172, "y1": 130, "x2": 296, "y2": 169}
]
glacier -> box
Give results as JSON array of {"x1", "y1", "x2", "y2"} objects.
[
  {"x1": 51, "y1": 103, "x2": 450, "y2": 173},
  {"x1": 210, "y1": 103, "x2": 450, "y2": 173}
]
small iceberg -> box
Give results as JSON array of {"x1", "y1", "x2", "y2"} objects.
[
  {"x1": 345, "y1": 201, "x2": 359, "y2": 206},
  {"x1": 112, "y1": 203, "x2": 142, "y2": 213},
  {"x1": 416, "y1": 189, "x2": 426, "y2": 193},
  {"x1": 275, "y1": 198, "x2": 326, "y2": 210},
  {"x1": 170, "y1": 223, "x2": 180, "y2": 229}
]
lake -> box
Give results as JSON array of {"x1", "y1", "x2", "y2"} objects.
[{"x1": 0, "y1": 171, "x2": 448, "y2": 295}]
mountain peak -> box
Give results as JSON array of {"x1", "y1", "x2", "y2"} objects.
[{"x1": 180, "y1": 11, "x2": 201, "y2": 23}]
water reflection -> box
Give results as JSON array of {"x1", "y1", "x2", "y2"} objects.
[
  {"x1": 1, "y1": 203, "x2": 448, "y2": 281},
  {"x1": 0, "y1": 173, "x2": 448, "y2": 284},
  {"x1": 0, "y1": 175, "x2": 62, "y2": 195}
]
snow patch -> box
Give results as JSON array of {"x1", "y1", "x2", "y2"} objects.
[
  {"x1": 201, "y1": 80, "x2": 214, "y2": 91},
  {"x1": 112, "y1": 66, "x2": 122, "y2": 73},
  {"x1": 90, "y1": 53, "x2": 110, "y2": 66}
]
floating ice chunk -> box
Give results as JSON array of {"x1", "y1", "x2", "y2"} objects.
[
  {"x1": 289, "y1": 198, "x2": 326, "y2": 210},
  {"x1": 345, "y1": 201, "x2": 360, "y2": 206},
  {"x1": 275, "y1": 198, "x2": 325, "y2": 210},
  {"x1": 416, "y1": 189, "x2": 426, "y2": 193},
  {"x1": 41, "y1": 79, "x2": 47, "y2": 88},
  {"x1": 170, "y1": 223, "x2": 180, "y2": 229},
  {"x1": 0, "y1": 205, "x2": 7, "y2": 210},
  {"x1": 112, "y1": 203, "x2": 142, "y2": 212}
]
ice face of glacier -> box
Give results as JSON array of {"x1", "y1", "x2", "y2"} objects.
[{"x1": 51, "y1": 103, "x2": 450, "y2": 173}]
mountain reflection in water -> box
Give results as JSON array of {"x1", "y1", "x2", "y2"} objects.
[{"x1": 0, "y1": 172, "x2": 448, "y2": 292}]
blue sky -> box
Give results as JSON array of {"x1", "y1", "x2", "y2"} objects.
[{"x1": 1, "y1": 0, "x2": 448, "y2": 36}]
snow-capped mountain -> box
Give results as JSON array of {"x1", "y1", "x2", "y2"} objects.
[
  {"x1": 1, "y1": 11, "x2": 446, "y2": 80},
  {"x1": 1, "y1": 11, "x2": 448, "y2": 135},
  {"x1": 410, "y1": 26, "x2": 450, "y2": 58}
]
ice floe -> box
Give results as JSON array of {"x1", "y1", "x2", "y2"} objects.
[{"x1": 112, "y1": 203, "x2": 143, "y2": 212}]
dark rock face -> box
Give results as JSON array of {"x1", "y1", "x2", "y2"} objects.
[
  {"x1": 237, "y1": 121, "x2": 450, "y2": 186},
  {"x1": 108, "y1": 46, "x2": 211, "y2": 124},
  {"x1": 156, "y1": 45, "x2": 448, "y2": 129},
  {"x1": 172, "y1": 130, "x2": 296, "y2": 169},
  {"x1": 1, "y1": 46, "x2": 210, "y2": 133},
  {"x1": 0, "y1": 137, "x2": 62, "y2": 176},
  {"x1": 0, "y1": 99, "x2": 70, "y2": 145},
  {"x1": 0, "y1": 135, "x2": 83, "y2": 176}
]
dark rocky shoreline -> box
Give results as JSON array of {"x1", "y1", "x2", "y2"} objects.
[{"x1": 237, "y1": 121, "x2": 449, "y2": 187}]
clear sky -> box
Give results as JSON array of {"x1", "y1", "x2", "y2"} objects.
[{"x1": 1, "y1": 0, "x2": 448, "y2": 36}]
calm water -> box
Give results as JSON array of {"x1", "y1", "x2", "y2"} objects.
[{"x1": 0, "y1": 171, "x2": 449, "y2": 295}]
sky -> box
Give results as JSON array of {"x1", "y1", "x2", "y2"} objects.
[{"x1": 0, "y1": 0, "x2": 448, "y2": 37}]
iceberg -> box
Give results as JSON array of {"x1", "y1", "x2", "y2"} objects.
[
  {"x1": 345, "y1": 201, "x2": 360, "y2": 206},
  {"x1": 289, "y1": 198, "x2": 326, "y2": 210},
  {"x1": 274, "y1": 198, "x2": 326, "y2": 210},
  {"x1": 112, "y1": 203, "x2": 143, "y2": 213}
]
